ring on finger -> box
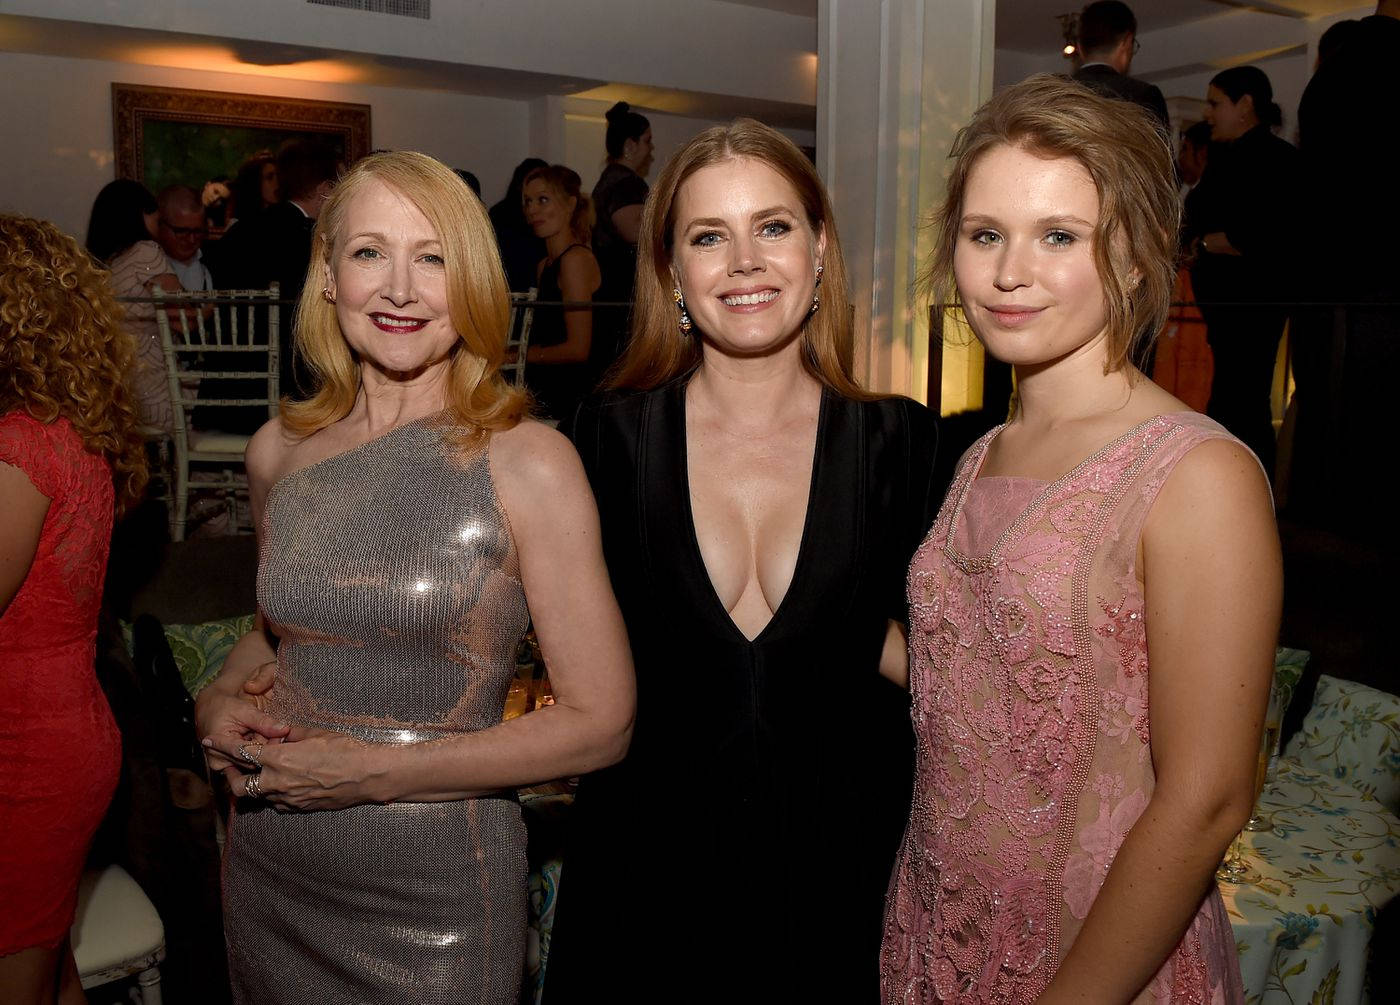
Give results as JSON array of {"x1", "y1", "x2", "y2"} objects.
[
  {"x1": 244, "y1": 773, "x2": 265, "y2": 800},
  {"x1": 235, "y1": 740, "x2": 265, "y2": 769}
]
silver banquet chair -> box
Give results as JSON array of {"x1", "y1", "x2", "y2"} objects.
[
  {"x1": 502, "y1": 288, "x2": 537, "y2": 390},
  {"x1": 151, "y1": 284, "x2": 280, "y2": 541}
]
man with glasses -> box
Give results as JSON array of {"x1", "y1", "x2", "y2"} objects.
[
  {"x1": 156, "y1": 185, "x2": 213, "y2": 291},
  {"x1": 1072, "y1": 1, "x2": 1169, "y2": 130}
]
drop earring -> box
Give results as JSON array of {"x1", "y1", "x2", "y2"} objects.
[
  {"x1": 322, "y1": 287, "x2": 336, "y2": 304},
  {"x1": 673, "y1": 287, "x2": 693, "y2": 337},
  {"x1": 809, "y1": 264, "x2": 824, "y2": 316}
]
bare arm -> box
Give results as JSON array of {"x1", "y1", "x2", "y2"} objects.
[
  {"x1": 0, "y1": 462, "x2": 49, "y2": 615},
  {"x1": 1039, "y1": 439, "x2": 1281, "y2": 1003},
  {"x1": 527, "y1": 250, "x2": 601, "y2": 366},
  {"x1": 611, "y1": 204, "x2": 644, "y2": 246},
  {"x1": 194, "y1": 417, "x2": 293, "y2": 772},
  {"x1": 209, "y1": 422, "x2": 636, "y2": 809},
  {"x1": 878, "y1": 619, "x2": 910, "y2": 688}
]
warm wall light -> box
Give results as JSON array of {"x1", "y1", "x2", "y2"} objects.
[{"x1": 1057, "y1": 12, "x2": 1080, "y2": 62}]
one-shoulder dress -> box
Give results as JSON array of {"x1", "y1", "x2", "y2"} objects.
[
  {"x1": 223, "y1": 417, "x2": 531, "y2": 1004},
  {"x1": 881, "y1": 412, "x2": 1247, "y2": 1004}
]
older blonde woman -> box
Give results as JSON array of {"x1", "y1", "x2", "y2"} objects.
[{"x1": 194, "y1": 152, "x2": 634, "y2": 1004}]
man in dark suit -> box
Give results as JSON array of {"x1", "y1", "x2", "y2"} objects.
[
  {"x1": 1072, "y1": 1, "x2": 1169, "y2": 130},
  {"x1": 1288, "y1": 1, "x2": 1399, "y2": 527},
  {"x1": 215, "y1": 138, "x2": 340, "y2": 397}
]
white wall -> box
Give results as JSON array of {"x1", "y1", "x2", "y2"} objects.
[
  {"x1": 0, "y1": 49, "x2": 530, "y2": 241},
  {"x1": 560, "y1": 99, "x2": 817, "y2": 196},
  {"x1": 7, "y1": 0, "x2": 818, "y2": 107}
]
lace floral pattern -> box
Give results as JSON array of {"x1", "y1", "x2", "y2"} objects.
[{"x1": 881, "y1": 413, "x2": 1246, "y2": 1004}]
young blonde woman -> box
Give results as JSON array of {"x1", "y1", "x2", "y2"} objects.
[
  {"x1": 880, "y1": 75, "x2": 1279, "y2": 1004},
  {"x1": 520, "y1": 164, "x2": 603, "y2": 419},
  {"x1": 1, "y1": 215, "x2": 147, "y2": 1004},
  {"x1": 192, "y1": 152, "x2": 634, "y2": 1004}
]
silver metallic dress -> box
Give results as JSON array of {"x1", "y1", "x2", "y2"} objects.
[{"x1": 224, "y1": 416, "x2": 530, "y2": 1004}]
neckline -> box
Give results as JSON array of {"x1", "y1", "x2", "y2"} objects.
[
  {"x1": 945, "y1": 411, "x2": 1188, "y2": 568},
  {"x1": 673, "y1": 382, "x2": 829, "y2": 646},
  {"x1": 265, "y1": 412, "x2": 446, "y2": 506}
]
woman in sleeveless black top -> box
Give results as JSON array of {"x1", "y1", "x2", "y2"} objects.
[{"x1": 521, "y1": 165, "x2": 602, "y2": 420}]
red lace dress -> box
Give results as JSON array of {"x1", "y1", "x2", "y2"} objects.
[
  {"x1": 0, "y1": 413, "x2": 121, "y2": 954},
  {"x1": 882, "y1": 413, "x2": 1246, "y2": 1004}
]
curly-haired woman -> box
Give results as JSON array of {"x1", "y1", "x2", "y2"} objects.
[{"x1": 0, "y1": 215, "x2": 148, "y2": 1003}]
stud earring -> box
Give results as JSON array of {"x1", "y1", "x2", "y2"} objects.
[
  {"x1": 322, "y1": 287, "x2": 336, "y2": 304},
  {"x1": 673, "y1": 287, "x2": 692, "y2": 337}
]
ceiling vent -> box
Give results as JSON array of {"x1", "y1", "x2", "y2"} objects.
[{"x1": 308, "y1": 0, "x2": 430, "y2": 19}]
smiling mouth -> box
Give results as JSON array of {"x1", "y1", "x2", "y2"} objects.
[
  {"x1": 371, "y1": 313, "x2": 428, "y2": 332},
  {"x1": 720, "y1": 291, "x2": 779, "y2": 307}
]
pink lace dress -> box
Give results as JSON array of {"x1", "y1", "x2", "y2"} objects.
[{"x1": 881, "y1": 412, "x2": 1246, "y2": 1004}]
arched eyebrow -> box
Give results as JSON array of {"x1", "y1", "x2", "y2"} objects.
[
  {"x1": 960, "y1": 213, "x2": 1094, "y2": 229},
  {"x1": 680, "y1": 205, "x2": 799, "y2": 231}
]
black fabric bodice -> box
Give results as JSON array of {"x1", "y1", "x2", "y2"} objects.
[{"x1": 544, "y1": 383, "x2": 941, "y2": 1004}]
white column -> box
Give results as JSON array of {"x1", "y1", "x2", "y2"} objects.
[{"x1": 817, "y1": 0, "x2": 995, "y2": 402}]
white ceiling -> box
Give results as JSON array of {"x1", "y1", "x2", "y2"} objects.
[{"x1": 725, "y1": 0, "x2": 1368, "y2": 54}]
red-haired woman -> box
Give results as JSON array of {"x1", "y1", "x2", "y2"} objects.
[{"x1": 1, "y1": 214, "x2": 148, "y2": 1003}]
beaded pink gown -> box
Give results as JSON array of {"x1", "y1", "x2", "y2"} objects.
[{"x1": 881, "y1": 412, "x2": 1246, "y2": 1004}]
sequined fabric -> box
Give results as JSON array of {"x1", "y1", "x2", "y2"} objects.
[
  {"x1": 223, "y1": 416, "x2": 530, "y2": 1004},
  {"x1": 881, "y1": 412, "x2": 1247, "y2": 1004}
]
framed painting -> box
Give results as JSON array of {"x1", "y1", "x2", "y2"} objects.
[{"x1": 112, "y1": 83, "x2": 371, "y2": 222}]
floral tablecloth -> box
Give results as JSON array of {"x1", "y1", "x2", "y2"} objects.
[{"x1": 1221, "y1": 757, "x2": 1400, "y2": 1003}]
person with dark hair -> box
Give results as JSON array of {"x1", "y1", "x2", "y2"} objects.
[
  {"x1": 234, "y1": 151, "x2": 279, "y2": 223},
  {"x1": 1, "y1": 215, "x2": 148, "y2": 1005},
  {"x1": 453, "y1": 168, "x2": 482, "y2": 198},
  {"x1": 1178, "y1": 119, "x2": 1212, "y2": 191},
  {"x1": 217, "y1": 138, "x2": 342, "y2": 394},
  {"x1": 519, "y1": 164, "x2": 602, "y2": 420},
  {"x1": 84, "y1": 178, "x2": 158, "y2": 265},
  {"x1": 156, "y1": 184, "x2": 212, "y2": 292},
  {"x1": 86, "y1": 179, "x2": 193, "y2": 433},
  {"x1": 1072, "y1": 1, "x2": 1169, "y2": 129},
  {"x1": 881, "y1": 74, "x2": 1274, "y2": 1004},
  {"x1": 1185, "y1": 64, "x2": 1298, "y2": 475},
  {"x1": 489, "y1": 157, "x2": 548, "y2": 293},
  {"x1": 1315, "y1": 17, "x2": 1362, "y2": 69},
  {"x1": 545, "y1": 118, "x2": 938, "y2": 1003},
  {"x1": 592, "y1": 102, "x2": 653, "y2": 306},
  {"x1": 1290, "y1": 3, "x2": 1400, "y2": 526}
]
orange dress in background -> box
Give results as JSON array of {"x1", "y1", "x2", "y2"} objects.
[{"x1": 1152, "y1": 268, "x2": 1213, "y2": 412}]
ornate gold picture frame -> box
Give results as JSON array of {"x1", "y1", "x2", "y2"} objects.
[{"x1": 112, "y1": 83, "x2": 371, "y2": 197}]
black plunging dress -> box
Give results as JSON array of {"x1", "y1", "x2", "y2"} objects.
[{"x1": 545, "y1": 383, "x2": 940, "y2": 1003}]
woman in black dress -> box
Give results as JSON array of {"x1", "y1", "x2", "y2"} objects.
[
  {"x1": 545, "y1": 120, "x2": 940, "y2": 1004},
  {"x1": 1185, "y1": 65, "x2": 1299, "y2": 475},
  {"x1": 520, "y1": 165, "x2": 602, "y2": 420}
]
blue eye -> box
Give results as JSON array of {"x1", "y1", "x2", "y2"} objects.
[
  {"x1": 421, "y1": 253, "x2": 445, "y2": 266},
  {"x1": 691, "y1": 231, "x2": 722, "y2": 248},
  {"x1": 760, "y1": 219, "x2": 792, "y2": 238},
  {"x1": 1045, "y1": 230, "x2": 1076, "y2": 247},
  {"x1": 351, "y1": 247, "x2": 381, "y2": 260}
]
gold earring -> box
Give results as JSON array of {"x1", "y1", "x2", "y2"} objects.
[
  {"x1": 322, "y1": 287, "x2": 336, "y2": 304},
  {"x1": 673, "y1": 287, "x2": 692, "y2": 337},
  {"x1": 810, "y1": 264, "x2": 823, "y2": 316}
]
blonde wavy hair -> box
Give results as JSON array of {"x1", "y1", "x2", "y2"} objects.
[
  {"x1": 927, "y1": 74, "x2": 1179, "y2": 372},
  {"x1": 607, "y1": 118, "x2": 874, "y2": 399},
  {"x1": 282, "y1": 151, "x2": 527, "y2": 439},
  {"x1": 0, "y1": 214, "x2": 148, "y2": 513}
]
